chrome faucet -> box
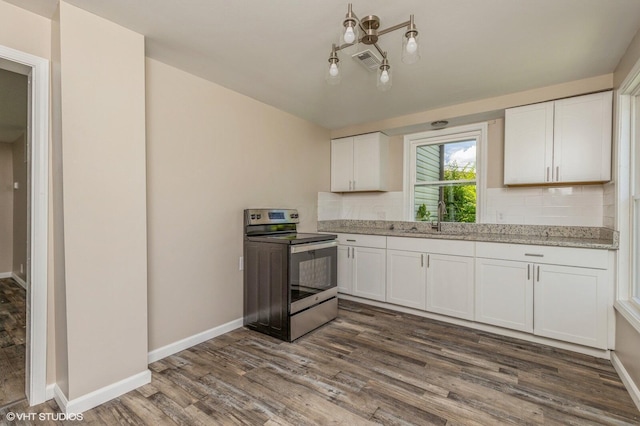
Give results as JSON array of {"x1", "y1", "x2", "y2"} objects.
[{"x1": 432, "y1": 200, "x2": 447, "y2": 232}]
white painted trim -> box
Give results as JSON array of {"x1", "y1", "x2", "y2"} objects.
[
  {"x1": 148, "y1": 318, "x2": 243, "y2": 363},
  {"x1": 11, "y1": 273, "x2": 27, "y2": 290},
  {"x1": 403, "y1": 122, "x2": 488, "y2": 222},
  {"x1": 339, "y1": 294, "x2": 611, "y2": 359},
  {"x1": 54, "y1": 370, "x2": 151, "y2": 414},
  {"x1": 611, "y1": 352, "x2": 640, "y2": 411},
  {"x1": 0, "y1": 272, "x2": 11, "y2": 279},
  {"x1": 45, "y1": 384, "x2": 55, "y2": 401},
  {"x1": 0, "y1": 44, "x2": 49, "y2": 406},
  {"x1": 615, "y1": 300, "x2": 640, "y2": 335}
]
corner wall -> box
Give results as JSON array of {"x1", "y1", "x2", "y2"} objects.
[
  {"x1": 145, "y1": 58, "x2": 331, "y2": 352},
  {"x1": 12, "y1": 132, "x2": 27, "y2": 280},
  {"x1": 58, "y1": 1, "x2": 148, "y2": 401}
]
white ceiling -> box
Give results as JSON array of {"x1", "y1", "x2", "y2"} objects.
[{"x1": 6, "y1": 0, "x2": 640, "y2": 130}]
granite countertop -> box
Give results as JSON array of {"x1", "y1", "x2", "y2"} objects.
[{"x1": 317, "y1": 220, "x2": 619, "y2": 250}]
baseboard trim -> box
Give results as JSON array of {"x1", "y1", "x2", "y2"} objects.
[
  {"x1": 0, "y1": 272, "x2": 11, "y2": 279},
  {"x1": 148, "y1": 318, "x2": 243, "y2": 364},
  {"x1": 54, "y1": 369, "x2": 151, "y2": 414},
  {"x1": 45, "y1": 384, "x2": 55, "y2": 401},
  {"x1": 11, "y1": 273, "x2": 26, "y2": 290},
  {"x1": 611, "y1": 352, "x2": 640, "y2": 411}
]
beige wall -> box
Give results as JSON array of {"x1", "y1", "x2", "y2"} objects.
[
  {"x1": 12, "y1": 133, "x2": 26, "y2": 280},
  {"x1": 615, "y1": 312, "x2": 640, "y2": 393},
  {"x1": 384, "y1": 118, "x2": 506, "y2": 192},
  {"x1": 146, "y1": 57, "x2": 331, "y2": 351},
  {"x1": 331, "y1": 74, "x2": 612, "y2": 139},
  {"x1": 0, "y1": 142, "x2": 12, "y2": 272},
  {"x1": 58, "y1": 2, "x2": 148, "y2": 400},
  {"x1": 0, "y1": 1, "x2": 51, "y2": 60}
]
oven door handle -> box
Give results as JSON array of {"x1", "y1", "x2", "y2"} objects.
[{"x1": 290, "y1": 240, "x2": 338, "y2": 254}]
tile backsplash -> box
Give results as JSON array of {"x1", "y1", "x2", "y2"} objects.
[{"x1": 319, "y1": 184, "x2": 608, "y2": 227}]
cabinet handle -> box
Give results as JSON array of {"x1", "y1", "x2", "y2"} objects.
[
  {"x1": 556, "y1": 166, "x2": 559, "y2": 182},
  {"x1": 353, "y1": 180, "x2": 356, "y2": 190},
  {"x1": 421, "y1": 254, "x2": 424, "y2": 267},
  {"x1": 427, "y1": 254, "x2": 430, "y2": 268},
  {"x1": 537, "y1": 265, "x2": 540, "y2": 282},
  {"x1": 347, "y1": 247, "x2": 350, "y2": 258},
  {"x1": 349, "y1": 180, "x2": 352, "y2": 191},
  {"x1": 524, "y1": 253, "x2": 544, "y2": 257},
  {"x1": 352, "y1": 247, "x2": 355, "y2": 259},
  {"x1": 546, "y1": 167, "x2": 550, "y2": 182},
  {"x1": 346, "y1": 239, "x2": 356, "y2": 242},
  {"x1": 527, "y1": 264, "x2": 530, "y2": 280}
]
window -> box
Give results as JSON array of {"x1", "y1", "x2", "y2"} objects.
[{"x1": 405, "y1": 123, "x2": 487, "y2": 223}]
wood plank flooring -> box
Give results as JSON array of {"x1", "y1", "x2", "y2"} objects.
[
  {"x1": 0, "y1": 278, "x2": 26, "y2": 408},
  {"x1": 2, "y1": 299, "x2": 639, "y2": 425}
]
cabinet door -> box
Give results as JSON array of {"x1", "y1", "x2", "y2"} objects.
[
  {"x1": 553, "y1": 91, "x2": 612, "y2": 183},
  {"x1": 386, "y1": 249, "x2": 426, "y2": 309},
  {"x1": 426, "y1": 254, "x2": 475, "y2": 320},
  {"x1": 353, "y1": 133, "x2": 387, "y2": 191},
  {"x1": 331, "y1": 137, "x2": 354, "y2": 192},
  {"x1": 352, "y1": 247, "x2": 387, "y2": 301},
  {"x1": 534, "y1": 264, "x2": 608, "y2": 349},
  {"x1": 504, "y1": 101, "x2": 554, "y2": 184},
  {"x1": 475, "y1": 258, "x2": 533, "y2": 332},
  {"x1": 337, "y1": 245, "x2": 353, "y2": 295}
]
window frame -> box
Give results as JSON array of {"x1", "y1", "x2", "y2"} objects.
[
  {"x1": 404, "y1": 122, "x2": 488, "y2": 223},
  {"x1": 615, "y1": 56, "x2": 640, "y2": 334}
]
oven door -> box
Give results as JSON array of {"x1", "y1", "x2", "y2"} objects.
[{"x1": 289, "y1": 240, "x2": 337, "y2": 314}]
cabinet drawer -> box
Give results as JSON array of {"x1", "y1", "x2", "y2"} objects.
[
  {"x1": 336, "y1": 233, "x2": 386, "y2": 249},
  {"x1": 475, "y1": 242, "x2": 608, "y2": 269},
  {"x1": 387, "y1": 236, "x2": 474, "y2": 257}
]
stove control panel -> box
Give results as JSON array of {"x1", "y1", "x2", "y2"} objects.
[{"x1": 245, "y1": 208, "x2": 300, "y2": 226}]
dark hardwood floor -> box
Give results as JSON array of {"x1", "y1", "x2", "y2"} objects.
[
  {"x1": 2, "y1": 299, "x2": 639, "y2": 425},
  {"x1": 0, "y1": 278, "x2": 26, "y2": 408}
]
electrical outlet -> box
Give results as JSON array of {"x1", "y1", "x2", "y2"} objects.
[
  {"x1": 239, "y1": 256, "x2": 243, "y2": 271},
  {"x1": 497, "y1": 212, "x2": 505, "y2": 223}
]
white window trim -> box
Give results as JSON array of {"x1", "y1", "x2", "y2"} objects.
[
  {"x1": 615, "y1": 54, "x2": 640, "y2": 335},
  {"x1": 403, "y1": 122, "x2": 488, "y2": 222}
]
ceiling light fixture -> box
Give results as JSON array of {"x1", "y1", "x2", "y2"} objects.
[{"x1": 326, "y1": 4, "x2": 420, "y2": 90}]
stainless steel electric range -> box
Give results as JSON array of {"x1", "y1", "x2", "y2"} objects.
[{"x1": 243, "y1": 208, "x2": 338, "y2": 341}]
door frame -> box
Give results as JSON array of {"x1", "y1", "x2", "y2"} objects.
[{"x1": 0, "y1": 44, "x2": 49, "y2": 405}]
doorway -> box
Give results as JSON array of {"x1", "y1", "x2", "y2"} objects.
[
  {"x1": 0, "y1": 45, "x2": 49, "y2": 406},
  {"x1": 0, "y1": 66, "x2": 28, "y2": 407}
]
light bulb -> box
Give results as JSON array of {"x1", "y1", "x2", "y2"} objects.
[
  {"x1": 329, "y1": 63, "x2": 339, "y2": 77},
  {"x1": 380, "y1": 70, "x2": 389, "y2": 84},
  {"x1": 406, "y1": 36, "x2": 418, "y2": 54},
  {"x1": 344, "y1": 26, "x2": 356, "y2": 44}
]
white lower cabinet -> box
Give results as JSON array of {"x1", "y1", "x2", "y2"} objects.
[
  {"x1": 386, "y1": 237, "x2": 475, "y2": 321},
  {"x1": 533, "y1": 264, "x2": 608, "y2": 349},
  {"x1": 475, "y1": 258, "x2": 534, "y2": 333},
  {"x1": 386, "y1": 250, "x2": 426, "y2": 310},
  {"x1": 352, "y1": 247, "x2": 386, "y2": 301},
  {"x1": 337, "y1": 245, "x2": 353, "y2": 294},
  {"x1": 475, "y1": 242, "x2": 610, "y2": 350},
  {"x1": 335, "y1": 234, "x2": 386, "y2": 302},
  {"x1": 427, "y1": 254, "x2": 475, "y2": 321},
  {"x1": 336, "y1": 234, "x2": 612, "y2": 351}
]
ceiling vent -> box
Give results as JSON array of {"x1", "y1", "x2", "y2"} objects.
[{"x1": 352, "y1": 49, "x2": 382, "y2": 72}]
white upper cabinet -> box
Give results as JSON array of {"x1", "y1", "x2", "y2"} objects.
[
  {"x1": 504, "y1": 91, "x2": 612, "y2": 185},
  {"x1": 331, "y1": 132, "x2": 389, "y2": 192}
]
